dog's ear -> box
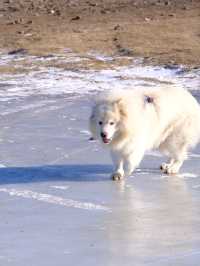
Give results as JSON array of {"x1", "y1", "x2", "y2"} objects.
[{"x1": 113, "y1": 99, "x2": 127, "y2": 117}]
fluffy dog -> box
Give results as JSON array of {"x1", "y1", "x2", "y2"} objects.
[{"x1": 89, "y1": 87, "x2": 200, "y2": 180}]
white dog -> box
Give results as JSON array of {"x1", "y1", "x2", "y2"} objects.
[{"x1": 89, "y1": 87, "x2": 200, "y2": 180}]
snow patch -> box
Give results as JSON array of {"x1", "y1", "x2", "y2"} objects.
[
  {"x1": 50, "y1": 185, "x2": 69, "y2": 190},
  {"x1": 0, "y1": 188, "x2": 111, "y2": 212},
  {"x1": 177, "y1": 173, "x2": 198, "y2": 179},
  {"x1": 0, "y1": 52, "x2": 199, "y2": 101}
]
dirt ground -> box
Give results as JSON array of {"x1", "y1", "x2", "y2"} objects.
[{"x1": 0, "y1": 0, "x2": 200, "y2": 67}]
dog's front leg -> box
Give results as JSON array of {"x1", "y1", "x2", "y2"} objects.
[
  {"x1": 110, "y1": 151, "x2": 124, "y2": 181},
  {"x1": 124, "y1": 150, "x2": 145, "y2": 177}
]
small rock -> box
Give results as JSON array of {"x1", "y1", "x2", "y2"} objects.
[
  {"x1": 71, "y1": 15, "x2": 80, "y2": 21},
  {"x1": 17, "y1": 31, "x2": 24, "y2": 34},
  {"x1": 8, "y1": 48, "x2": 28, "y2": 55},
  {"x1": 55, "y1": 10, "x2": 61, "y2": 16},
  {"x1": 100, "y1": 9, "x2": 106, "y2": 14},
  {"x1": 114, "y1": 24, "x2": 120, "y2": 30},
  {"x1": 87, "y1": 2, "x2": 97, "y2": 7},
  {"x1": 50, "y1": 9, "x2": 61, "y2": 16},
  {"x1": 38, "y1": 54, "x2": 54, "y2": 59},
  {"x1": 24, "y1": 33, "x2": 33, "y2": 37},
  {"x1": 118, "y1": 47, "x2": 134, "y2": 56},
  {"x1": 164, "y1": 64, "x2": 179, "y2": 70},
  {"x1": 116, "y1": 44, "x2": 121, "y2": 49}
]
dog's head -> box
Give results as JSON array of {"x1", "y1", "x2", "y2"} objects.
[
  {"x1": 89, "y1": 90, "x2": 155, "y2": 146},
  {"x1": 89, "y1": 99, "x2": 127, "y2": 145}
]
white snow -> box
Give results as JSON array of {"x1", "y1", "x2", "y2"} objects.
[
  {"x1": 0, "y1": 52, "x2": 199, "y2": 101},
  {"x1": 50, "y1": 185, "x2": 69, "y2": 190},
  {"x1": 0, "y1": 188, "x2": 111, "y2": 212}
]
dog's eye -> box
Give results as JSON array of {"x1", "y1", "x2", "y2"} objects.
[
  {"x1": 110, "y1": 122, "x2": 114, "y2": 125},
  {"x1": 99, "y1": 121, "x2": 103, "y2": 125}
]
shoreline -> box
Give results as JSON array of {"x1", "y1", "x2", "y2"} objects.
[{"x1": 0, "y1": 0, "x2": 200, "y2": 68}]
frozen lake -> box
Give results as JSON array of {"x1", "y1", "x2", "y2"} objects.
[{"x1": 0, "y1": 51, "x2": 200, "y2": 265}]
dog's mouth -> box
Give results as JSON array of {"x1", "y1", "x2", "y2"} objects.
[{"x1": 102, "y1": 137, "x2": 112, "y2": 144}]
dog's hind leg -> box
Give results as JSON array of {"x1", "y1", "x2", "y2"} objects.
[
  {"x1": 160, "y1": 158, "x2": 175, "y2": 172},
  {"x1": 161, "y1": 158, "x2": 185, "y2": 174},
  {"x1": 160, "y1": 145, "x2": 188, "y2": 174}
]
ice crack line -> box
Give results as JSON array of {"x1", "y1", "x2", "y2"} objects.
[{"x1": 0, "y1": 188, "x2": 111, "y2": 212}]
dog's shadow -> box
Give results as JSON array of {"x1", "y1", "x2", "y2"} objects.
[{"x1": 0, "y1": 164, "x2": 113, "y2": 185}]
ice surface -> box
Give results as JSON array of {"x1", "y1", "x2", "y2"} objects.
[{"x1": 0, "y1": 52, "x2": 200, "y2": 266}]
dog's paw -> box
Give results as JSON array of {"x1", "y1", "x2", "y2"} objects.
[
  {"x1": 161, "y1": 164, "x2": 179, "y2": 175},
  {"x1": 111, "y1": 172, "x2": 124, "y2": 181},
  {"x1": 163, "y1": 167, "x2": 179, "y2": 175},
  {"x1": 160, "y1": 163, "x2": 169, "y2": 171}
]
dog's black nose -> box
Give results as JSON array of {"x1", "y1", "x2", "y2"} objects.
[{"x1": 101, "y1": 132, "x2": 107, "y2": 138}]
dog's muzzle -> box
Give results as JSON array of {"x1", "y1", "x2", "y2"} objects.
[
  {"x1": 101, "y1": 132, "x2": 111, "y2": 144},
  {"x1": 102, "y1": 137, "x2": 111, "y2": 144}
]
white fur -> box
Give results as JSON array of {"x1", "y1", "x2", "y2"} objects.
[{"x1": 89, "y1": 87, "x2": 200, "y2": 180}]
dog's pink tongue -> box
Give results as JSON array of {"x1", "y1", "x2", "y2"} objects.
[{"x1": 103, "y1": 138, "x2": 110, "y2": 144}]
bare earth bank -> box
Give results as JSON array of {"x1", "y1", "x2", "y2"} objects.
[{"x1": 0, "y1": 0, "x2": 200, "y2": 67}]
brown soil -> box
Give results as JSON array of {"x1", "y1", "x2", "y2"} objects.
[{"x1": 0, "y1": 0, "x2": 200, "y2": 67}]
